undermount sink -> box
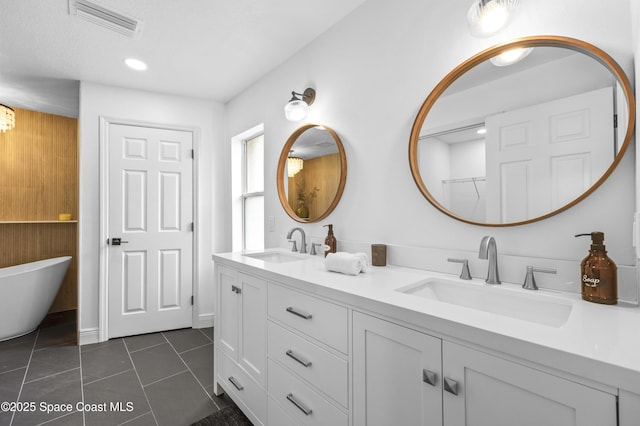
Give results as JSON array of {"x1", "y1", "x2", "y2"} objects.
[
  {"x1": 244, "y1": 251, "x2": 305, "y2": 263},
  {"x1": 396, "y1": 278, "x2": 573, "y2": 327}
]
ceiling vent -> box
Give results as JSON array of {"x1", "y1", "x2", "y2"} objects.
[{"x1": 68, "y1": 0, "x2": 143, "y2": 39}]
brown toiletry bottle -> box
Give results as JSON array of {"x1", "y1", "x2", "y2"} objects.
[
  {"x1": 324, "y1": 224, "x2": 337, "y2": 257},
  {"x1": 575, "y1": 232, "x2": 617, "y2": 305}
]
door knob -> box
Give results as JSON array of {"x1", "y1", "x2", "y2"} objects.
[{"x1": 109, "y1": 238, "x2": 129, "y2": 246}]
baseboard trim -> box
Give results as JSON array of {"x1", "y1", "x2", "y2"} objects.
[
  {"x1": 195, "y1": 313, "x2": 214, "y2": 329},
  {"x1": 79, "y1": 327, "x2": 100, "y2": 346}
]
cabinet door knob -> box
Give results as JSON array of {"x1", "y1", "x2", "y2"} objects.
[
  {"x1": 444, "y1": 377, "x2": 458, "y2": 395},
  {"x1": 286, "y1": 349, "x2": 312, "y2": 367},
  {"x1": 422, "y1": 369, "x2": 437, "y2": 386},
  {"x1": 286, "y1": 393, "x2": 313, "y2": 416},
  {"x1": 228, "y1": 376, "x2": 244, "y2": 391},
  {"x1": 286, "y1": 307, "x2": 312, "y2": 320}
]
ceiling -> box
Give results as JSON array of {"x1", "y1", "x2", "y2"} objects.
[{"x1": 0, "y1": 0, "x2": 367, "y2": 117}]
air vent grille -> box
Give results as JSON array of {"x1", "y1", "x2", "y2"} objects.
[{"x1": 68, "y1": 0, "x2": 143, "y2": 39}]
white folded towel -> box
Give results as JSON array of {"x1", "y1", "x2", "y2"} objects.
[
  {"x1": 325, "y1": 252, "x2": 363, "y2": 276},
  {"x1": 354, "y1": 252, "x2": 371, "y2": 273}
]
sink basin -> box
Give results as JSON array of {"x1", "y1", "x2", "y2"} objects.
[
  {"x1": 397, "y1": 278, "x2": 573, "y2": 327},
  {"x1": 244, "y1": 251, "x2": 305, "y2": 263}
]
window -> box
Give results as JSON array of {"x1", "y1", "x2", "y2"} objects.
[
  {"x1": 231, "y1": 125, "x2": 264, "y2": 251},
  {"x1": 243, "y1": 134, "x2": 264, "y2": 250}
]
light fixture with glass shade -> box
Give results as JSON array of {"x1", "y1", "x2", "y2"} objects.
[
  {"x1": 467, "y1": 0, "x2": 520, "y2": 37},
  {"x1": 284, "y1": 88, "x2": 316, "y2": 121},
  {"x1": 0, "y1": 104, "x2": 16, "y2": 132},
  {"x1": 287, "y1": 150, "x2": 304, "y2": 177},
  {"x1": 490, "y1": 47, "x2": 533, "y2": 66}
]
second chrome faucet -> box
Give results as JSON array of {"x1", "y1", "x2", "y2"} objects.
[{"x1": 479, "y1": 236, "x2": 500, "y2": 284}]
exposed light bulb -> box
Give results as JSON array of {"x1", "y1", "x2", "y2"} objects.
[
  {"x1": 284, "y1": 99, "x2": 309, "y2": 121},
  {"x1": 490, "y1": 47, "x2": 533, "y2": 66},
  {"x1": 124, "y1": 58, "x2": 147, "y2": 71}
]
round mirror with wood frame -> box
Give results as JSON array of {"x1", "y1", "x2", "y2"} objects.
[
  {"x1": 409, "y1": 35, "x2": 635, "y2": 227},
  {"x1": 277, "y1": 124, "x2": 347, "y2": 223}
]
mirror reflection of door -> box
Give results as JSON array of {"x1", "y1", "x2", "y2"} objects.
[{"x1": 415, "y1": 41, "x2": 631, "y2": 225}]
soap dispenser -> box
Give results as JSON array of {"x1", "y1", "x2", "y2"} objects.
[
  {"x1": 323, "y1": 224, "x2": 337, "y2": 257},
  {"x1": 575, "y1": 232, "x2": 617, "y2": 305}
]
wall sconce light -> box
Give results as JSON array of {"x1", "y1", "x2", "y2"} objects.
[
  {"x1": 467, "y1": 0, "x2": 520, "y2": 37},
  {"x1": 287, "y1": 150, "x2": 304, "y2": 177},
  {"x1": 284, "y1": 88, "x2": 316, "y2": 121},
  {"x1": 0, "y1": 104, "x2": 16, "y2": 132},
  {"x1": 489, "y1": 47, "x2": 533, "y2": 66}
]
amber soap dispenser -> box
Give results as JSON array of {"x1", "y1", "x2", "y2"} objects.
[
  {"x1": 575, "y1": 232, "x2": 617, "y2": 305},
  {"x1": 323, "y1": 224, "x2": 337, "y2": 257}
]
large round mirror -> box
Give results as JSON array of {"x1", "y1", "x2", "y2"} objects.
[
  {"x1": 277, "y1": 124, "x2": 347, "y2": 223},
  {"x1": 409, "y1": 36, "x2": 635, "y2": 226}
]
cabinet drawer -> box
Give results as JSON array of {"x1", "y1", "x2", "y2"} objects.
[
  {"x1": 268, "y1": 284, "x2": 348, "y2": 353},
  {"x1": 268, "y1": 359, "x2": 348, "y2": 426},
  {"x1": 268, "y1": 397, "x2": 297, "y2": 426},
  {"x1": 268, "y1": 321, "x2": 348, "y2": 408},
  {"x1": 218, "y1": 352, "x2": 266, "y2": 424}
]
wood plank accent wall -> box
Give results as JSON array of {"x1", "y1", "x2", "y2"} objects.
[
  {"x1": 287, "y1": 153, "x2": 341, "y2": 221},
  {"x1": 0, "y1": 107, "x2": 78, "y2": 313}
]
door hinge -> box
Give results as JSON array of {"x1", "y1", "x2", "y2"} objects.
[
  {"x1": 614, "y1": 114, "x2": 618, "y2": 129},
  {"x1": 191, "y1": 295, "x2": 194, "y2": 306},
  {"x1": 189, "y1": 222, "x2": 194, "y2": 232},
  {"x1": 191, "y1": 149, "x2": 195, "y2": 159}
]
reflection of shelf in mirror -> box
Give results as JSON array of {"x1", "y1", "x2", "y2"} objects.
[
  {"x1": 442, "y1": 176, "x2": 486, "y2": 199},
  {"x1": 0, "y1": 220, "x2": 79, "y2": 224}
]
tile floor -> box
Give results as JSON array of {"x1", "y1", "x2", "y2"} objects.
[{"x1": 0, "y1": 322, "x2": 239, "y2": 426}]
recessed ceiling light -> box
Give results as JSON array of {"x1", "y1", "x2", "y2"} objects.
[
  {"x1": 477, "y1": 128, "x2": 487, "y2": 135},
  {"x1": 124, "y1": 58, "x2": 147, "y2": 71}
]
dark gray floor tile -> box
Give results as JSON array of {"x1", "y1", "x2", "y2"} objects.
[
  {"x1": 130, "y1": 342, "x2": 186, "y2": 386},
  {"x1": 35, "y1": 321, "x2": 77, "y2": 349},
  {"x1": 144, "y1": 371, "x2": 217, "y2": 426},
  {"x1": 121, "y1": 411, "x2": 157, "y2": 425},
  {"x1": 180, "y1": 344, "x2": 213, "y2": 389},
  {"x1": 25, "y1": 345, "x2": 79, "y2": 382},
  {"x1": 12, "y1": 368, "x2": 82, "y2": 425},
  {"x1": 204, "y1": 385, "x2": 232, "y2": 410},
  {"x1": 163, "y1": 328, "x2": 210, "y2": 353},
  {"x1": 81, "y1": 339, "x2": 133, "y2": 384},
  {"x1": 124, "y1": 332, "x2": 167, "y2": 353},
  {"x1": 198, "y1": 327, "x2": 213, "y2": 342},
  {"x1": 83, "y1": 369, "x2": 151, "y2": 425},
  {"x1": 0, "y1": 368, "x2": 27, "y2": 425},
  {"x1": 43, "y1": 411, "x2": 85, "y2": 425},
  {"x1": 0, "y1": 333, "x2": 36, "y2": 374}
]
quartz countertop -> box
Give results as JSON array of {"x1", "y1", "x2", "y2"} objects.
[{"x1": 213, "y1": 249, "x2": 640, "y2": 394}]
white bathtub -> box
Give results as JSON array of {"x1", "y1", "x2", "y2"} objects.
[{"x1": 0, "y1": 256, "x2": 72, "y2": 341}]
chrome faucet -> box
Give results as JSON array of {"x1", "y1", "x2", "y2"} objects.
[
  {"x1": 479, "y1": 236, "x2": 500, "y2": 284},
  {"x1": 286, "y1": 227, "x2": 307, "y2": 254}
]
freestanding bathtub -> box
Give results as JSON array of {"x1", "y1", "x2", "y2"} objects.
[{"x1": 0, "y1": 256, "x2": 72, "y2": 341}]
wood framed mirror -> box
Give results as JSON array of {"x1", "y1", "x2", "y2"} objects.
[
  {"x1": 277, "y1": 124, "x2": 347, "y2": 223},
  {"x1": 409, "y1": 36, "x2": 635, "y2": 226}
]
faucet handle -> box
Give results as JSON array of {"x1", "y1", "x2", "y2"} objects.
[
  {"x1": 447, "y1": 258, "x2": 471, "y2": 280},
  {"x1": 288, "y1": 239, "x2": 298, "y2": 252},
  {"x1": 522, "y1": 266, "x2": 557, "y2": 290},
  {"x1": 310, "y1": 243, "x2": 323, "y2": 256}
]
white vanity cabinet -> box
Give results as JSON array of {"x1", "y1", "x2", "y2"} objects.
[
  {"x1": 353, "y1": 311, "x2": 618, "y2": 426},
  {"x1": 266, "y1": 283, "x2": 349, "y2": 426},
  {"x1": 215, "y1": 265, "x2": 267, "y2": 425}
]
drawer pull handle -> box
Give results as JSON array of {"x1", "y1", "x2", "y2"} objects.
[
  {"x1": 286, "y1": 393, "x2": 313, "y2": 416},
  {"x1": 286, "y1": 349, "x2": 312, "y2": 367},
  {"x1": 231, "y1": 285, "x2": 241, "y2": 294},
  {"x1": 444, "y1": 377, "x2": 458, "y2": 395},
  {"x1": 286, "y1": 307, "x2": 312, "y2": 320},
  {"x1": 228, "y1": 376, "x2": 244, "y2": 391},
  {"x1": 422, "y1": 369, "x2": 437, "y2": 386}
]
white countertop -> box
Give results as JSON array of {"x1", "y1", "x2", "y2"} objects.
[{"x1": 213, "y1": 249, "x2": 640, "y2": 394}]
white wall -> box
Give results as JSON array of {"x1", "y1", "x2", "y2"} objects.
[
  {"x1": 79, "y1": 82, "x2": 226, "y2": 339},
  {"x1": 225, "y1": 1, "x2": 636, "y2": 267}
]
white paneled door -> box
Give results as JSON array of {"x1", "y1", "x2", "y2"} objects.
[{"x1": 107, "y1": 124, "x2": 193, "y2": 338}]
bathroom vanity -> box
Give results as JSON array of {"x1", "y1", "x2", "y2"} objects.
[{"x1": 213, "y1": 250, "x2": 640, "y2": 426}]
